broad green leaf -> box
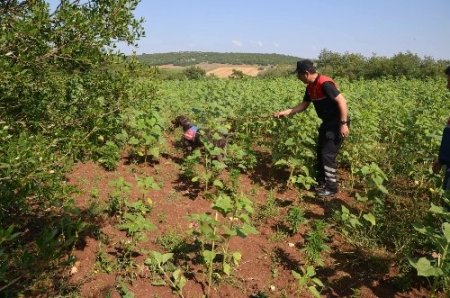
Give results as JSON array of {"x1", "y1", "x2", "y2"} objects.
[
  {"x1": 355, "y1": 193, "x2": 368, "y2": 202},
  {"x1": 284, "y1": 138, "x2": 295, "y2": 146},
  {"x1": 232, "y1": 251, "x2": 242, "y2": 265},
  {"x1": 412, "y1": 224, "x2": 429, "y2": 235},
  {"x1": 151, "y1": 279, "x2": 167, "y2": 286},
  {"x1": 213, "y1": 195, "x2": 233, "y2": 214},
  {"x1": 237, "y1": 223, "x2": 258, "y2": 237},
  {"x1": 149, "y1": 147, "x2": 160, "y2": 158},
  {"x1": 430, "y1": 203, "x2": 450, "y2": 216},
  {"x1": 291, "y1": 270, "x2": 302, "y2": 280},
  {"x1": 173, "y1": 268, "x2": 181, "y2": 280},
  {"x1": 223, "y1": 262, "x2": 231, "y2": 275},
  {"x1": 308, "y1": 286, "x2": 322, "y2": 298},
  {"x1": 410, "y1": 257, "x2": 443, "y2": 277},
  {"x1": 128, "y1": 136, "x2": 139, "y2": 145},
  {"x1": 363, "y1": 213, "x2": 376, "y2": 226},
  {"x1": 442, "y1": 222, "x2": 450, "y2": 243},
  {"x1": 213, "y1": 179, "x2": 224, "y2": 188},
  {"x1": 312, "y1": 277, "x2": 324, "y2": 287},
  {"x1": 202, "y1": 250, "x2": 216, "y2": 265},
  {"x1": 306, "y1": 265, "x2": 315, "y2": 277}
]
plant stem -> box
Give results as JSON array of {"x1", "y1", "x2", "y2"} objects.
[
  {"x1": 158, "y1": 264, "x2": 185, "y2": 298},
  {"x1": 207, "y1": 212, "x2": 218, "y2": 297}
]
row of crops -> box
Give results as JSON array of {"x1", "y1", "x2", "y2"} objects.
[
  {"x1": 1, "y1": 74, "x2": 449, "y2": 296},
  {"x1": 149, "y1": 76, "x2": 450, "y2": 295}
]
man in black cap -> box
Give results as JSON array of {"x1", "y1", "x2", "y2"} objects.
[{"x1": 274, "y1": 59, "x2": 350, "y2": 197}]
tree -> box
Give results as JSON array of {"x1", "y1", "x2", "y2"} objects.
[
  {"x1": 229, "y1": 69, "x2": 247, "y2": 79},
  {"x1": 0, "y1": 0, "x2": 144, "y2": 129},
  {"x1": 0, "y1": 2, "x2": 145, "y2": 293},
  {"x1": 183, "y1": 66, "x2": 206, "y2": 80}
]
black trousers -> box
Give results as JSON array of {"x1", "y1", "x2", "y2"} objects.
[
  {"x1": 316, "y1": 123, "x2": 343, "y2": 192},
  {"x1": 443, "y1": 166, "x2": 450, "y2": 191}
]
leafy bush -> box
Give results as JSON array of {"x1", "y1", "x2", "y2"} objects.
[
  {"x1": 96, "y1": 141, "x2": 121, "y2": 171},
  {"x1": 0, "y1": 0, "x2": 145, "y2": 294},
  {"x1": 183, "y1": 66, "x2": 206, "y2": 80}
]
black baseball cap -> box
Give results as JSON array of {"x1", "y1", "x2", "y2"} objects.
[{"x1": 292, "y1": 59, "x2": 316, "y2": 74}]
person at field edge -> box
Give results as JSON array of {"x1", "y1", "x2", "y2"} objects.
[
  {"x1": 274, "y1": 59, "x2": 350, "y2": 197},
  {"x1": 432, "y1": 66, "x2": 450, "y2": 190}
]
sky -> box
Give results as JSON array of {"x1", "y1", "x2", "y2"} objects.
[{"x1": 49, "y1": 0, "x2": 450, "y2": 60}]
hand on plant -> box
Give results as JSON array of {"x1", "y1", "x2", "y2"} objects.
[
  {"x1": 274, "y1": 109, "x2": 290, "y2": 118},
  {"x1": 432, "y1": 159, "x2": 442, "y2": 174}
]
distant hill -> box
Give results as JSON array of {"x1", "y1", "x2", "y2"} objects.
[{"x1": 136, "y1": 51, "x2": 301, "y2": 66}]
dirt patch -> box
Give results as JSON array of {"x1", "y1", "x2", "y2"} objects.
[
  {"x1": 157, "y1": 63, "x2": 264, "y2": 78},
  {"x1": 65, "y1": 140, "x2": 438, "y2": 298},
  {"x1": 205, "y1": 65, "x2": 262, "y2": 78}
]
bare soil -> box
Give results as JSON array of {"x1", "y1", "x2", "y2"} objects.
[
  {"x1": 66, "y1": 139, "x2": 437, "y2": 298},
  {"x1": 158, "y1": 63, "x2": 264, "y2": 78}
]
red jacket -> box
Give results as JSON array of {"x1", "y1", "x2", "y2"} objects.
[
  {"x1": 304, "y1": 74, "x2": 343, "y2": 123},
  {"x1": 306, "y1": 75, "x2": 336, "y2": 101}
]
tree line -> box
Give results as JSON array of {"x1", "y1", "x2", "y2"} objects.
[
  {"x1": 137, "y1": 51, "x2": 301, "y2": 66},
  {"x1": 137, "y1": 50, "x2": 450, "y2": 80}
]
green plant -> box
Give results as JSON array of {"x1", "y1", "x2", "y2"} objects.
[
  {"x1": 136, "y1": 175, "x2": 161, "y2": 192},
  {"x1": 145, "y1": 251, "x2": 186, "y2": 298},
  {"x1": 117, "y1": 213, "x2": 156, "y2": 242},
  {"x1": 409, "y1": 198, "x2": 450, "y2": 294},
  {"x1": 188, "y1": 192, "x2": 258, "y2": 296},
  {"x1": 0, "y1": 225, "x2": 21, "y2": 282},
  {"x1": 285, "y1": 206, "x2": 307, "y2": 234},
  {"x1": 107, "y1": 177, "x2": 132, "y2": 217},
  {"x1": 353, "y1": 162, "x2": 389, "y2": 206},
  {"x1": 117, "y1": 108, "x2": 164, "y2": 163},
  {"x1": 291, "y1": 265, "x2": 324, "y2": 298},
  {"x1": 334, "y1": 205, "x2": 376, "y2": 239},
  {"x1": 269, "y1": 229, "x2": 288, "y2": 243},
  {"x1": 302, "y1": 220, "x2": 330, "y2": 267},
  {"x1": 96, "y1": 141, "x2": 121, "y2": 171},
  {"x1": 183, "y1": 66, "x2": 206, "y2": 80},
  {"x1": 0, "y1": 0, "x2": 145, "y2": 294},
  {"x1": 229, "y1": 69, "x2": 247, "y2": 79},
  {"x1": 193, "y1": 129, "x2": 228, "y2": 191},
  {"x1": 90, "y1": 187, "x2": 100, "y2": 199},
  {"x1": 180, "y1": 149, "x2": 202, "y2": 180},
  {"x1": 117, "y1": 279, "x2": 135, "y2": 298},
  {"x1": 275, "y1": 160, "x2": 316, "y2": 190},
  {"x1": 155, "y1": 230, "x2": 185, "y2": 252},
  {"x1": 114, "y1": 240, "x2": 140, "y2": 282},
  {"x1": 255, "y1": 190, "x2": 279, "y2": 224},
  {"x1": 96, "y1": 247, "x2": 116, "y2": 274}
]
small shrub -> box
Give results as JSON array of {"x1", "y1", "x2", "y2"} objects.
[{"x1": 96, "y1": 141, "x2": 120, "y2": 171}]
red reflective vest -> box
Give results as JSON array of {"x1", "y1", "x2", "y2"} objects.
[{"x1": 306, "y1": 75, "x2": 336, "y2": 101}]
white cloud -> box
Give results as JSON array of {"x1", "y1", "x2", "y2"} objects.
[
  {"x1": 273, "y1": 42, "x2": 280, "y2": 48},
  {"x1": 232, "y1": 40, "x2": 243, "y2": 47},
  {"x1": 256, "y1": 41, "x2": 263, "y2": 47}
]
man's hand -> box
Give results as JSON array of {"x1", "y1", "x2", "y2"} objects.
[
  {"x1": 340, "y1": 124, "x2": 349, "y2": 138},
  {"x1": 274, "y1": 109, "x2": 291, "y2": 118}
]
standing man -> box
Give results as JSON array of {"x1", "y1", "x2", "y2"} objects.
[
  {"x1": 274, "y1": 59, "x2": 349, "y2": 197},
  {"x1": 432, "y1": 66, "x2": 450, "y2": 190}
]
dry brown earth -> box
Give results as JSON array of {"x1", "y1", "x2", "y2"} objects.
[{"x1": 158, "y1": 63, "x2": 264, "y2": 78}]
